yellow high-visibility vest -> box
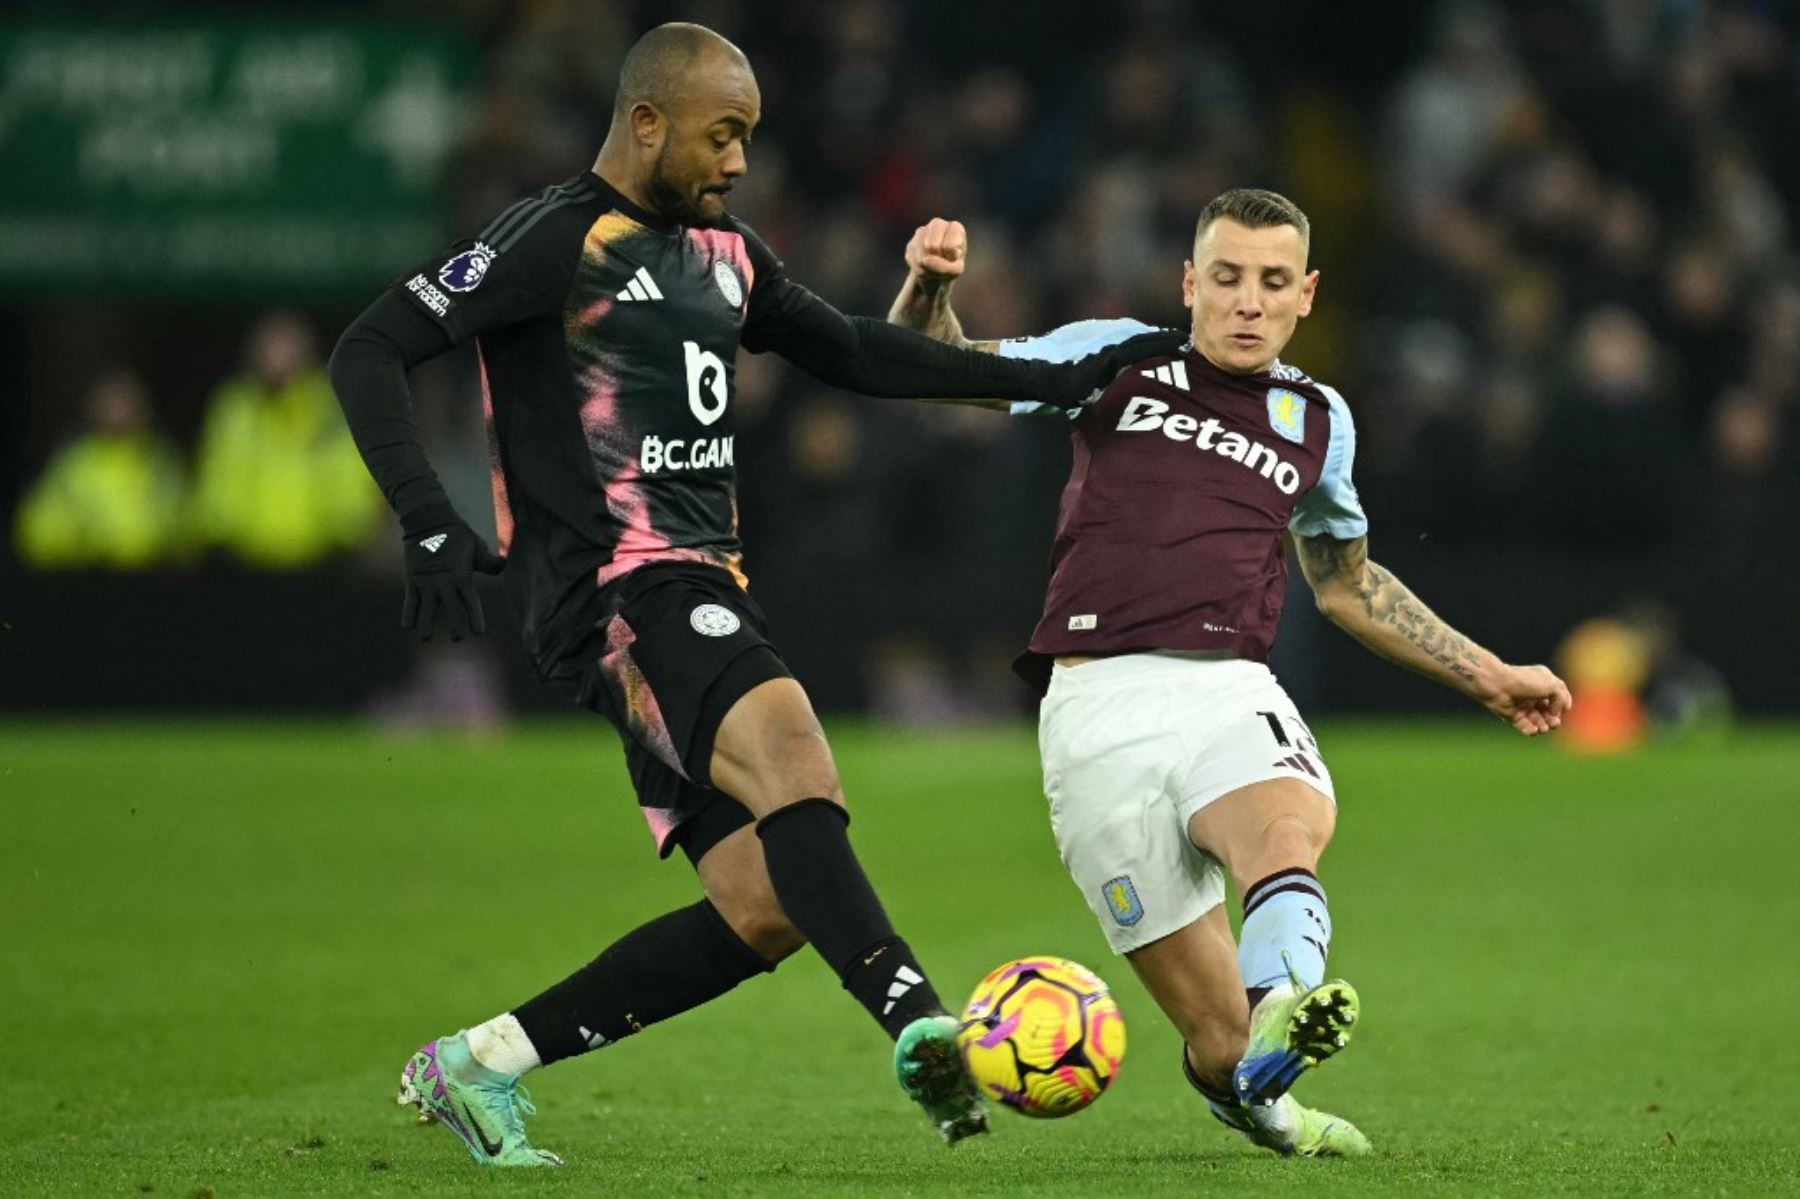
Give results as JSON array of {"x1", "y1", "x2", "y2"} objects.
[
  {"x1": 15, "y1": 432, "x2": 187, "y2": 569},
  {"x1": 188, "y1": 369, "x2": 382, "y2": 568}
]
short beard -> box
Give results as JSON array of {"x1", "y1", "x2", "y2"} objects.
[{"x1": 647, "y1": 145, "x2": 717, "y2": 226}]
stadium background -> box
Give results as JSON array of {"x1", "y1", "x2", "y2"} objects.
[
  {"x1": 4, "y1": 0, "x2": 1796, "y2": 722},
  {"x1": 5, "y1": 3, "x2": 1800, "y2": 1194}
]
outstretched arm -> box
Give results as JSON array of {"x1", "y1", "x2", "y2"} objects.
[
  {"x1": 738, "y1": 213, "x2": 1182, "y2": 407},
  {"x1": 887, "y1": 218, "x2": 997, "y2": 353},
  {"x1": 886, "y1": 219, "x2": 1008, "y2": 410},
  {"x1": 750, "y1": 276, "x2": 1167, "y2": 409},
  {"x1": 1294, "y1": 533, "x2": 1573, "y2": 735}
]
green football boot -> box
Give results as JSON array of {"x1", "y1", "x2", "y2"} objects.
[
  {"x1": 894, "y1": 1015, "x2": 989, "y2": 1144},
  {"x1": 1235, "y1": 957, "x2": 1359, "y2": 1106},
  {"x1": 1287, "y1": 1100, "x2": 1373, "y2": 1157},
  {"x1": 1226, "y1": 1093, "x2": 1372, "y2": 1157},
  {"x1": 396, "y1": 1032, "x2": 563, "y2": 1167}
]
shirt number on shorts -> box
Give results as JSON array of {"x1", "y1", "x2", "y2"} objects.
[{"x1": 1257, "y1": 710, "x2": 1318, "y2": 756}]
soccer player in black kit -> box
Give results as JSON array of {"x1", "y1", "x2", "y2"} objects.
[{"x1": 328, "y1": 23, "x2": 1174, "y2": 1167}]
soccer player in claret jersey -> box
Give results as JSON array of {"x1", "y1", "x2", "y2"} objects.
[
  {"x1": 889, "y1": 192, "x2": 1573, "y2": 1157},
  {"x1": 328, "y1": 23, "x2": 1176, "y2": 1167}
]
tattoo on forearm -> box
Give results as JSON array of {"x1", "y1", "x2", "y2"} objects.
[
  {"x1": 1298, "y1": 536, "x2": 1486, "y2": 688},
  {"x1": 891, "y1": 283, "x2": 971, "y2": 348},
  {"x1": 1356, "y1": 562, "x2": 1485, "y2": 686},
  {"x1": 917, "y1": 290, "x2": 967, "y2": 347}
]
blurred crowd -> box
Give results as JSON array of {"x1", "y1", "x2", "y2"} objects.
[
  {"x1": 14, "y1": 314, "x2": 381, "y2": 571},
  {"x1": 13, "y1": 0, "x2": 1799, "y2": 714}
]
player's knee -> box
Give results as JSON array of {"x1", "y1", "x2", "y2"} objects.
[
  {"x1": 714, "y1": 887, "x2": 807, "y2": 963},
  {"x1": 1258, "y1": 811, "x2": 1327, "y2": 869},
  {"x1": 709, "y1": 874, "x2": 810, "y2": 964},
  {"x1": 704, "y1": 851, "x2": 810, "y2": 964},
  {"x1": 741, "y1": 909, "x2": 808, "y2": 963},
  {"x1": 747, "y1": 727, "x2": 843, "y2": 808}
]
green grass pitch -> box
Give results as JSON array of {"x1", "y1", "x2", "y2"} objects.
[{"x1": 4, "y1": 719, "x2": 1798, "y2": 1195}]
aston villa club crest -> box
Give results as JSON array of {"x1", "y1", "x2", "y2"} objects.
[
  {"x1": 1102, "y1": 876, "x2": 1143, "y2": 927},
  {"x1": 1267, "y1": 387, "x2": 1306, "y2": 443},
  {"x1": 438, "y1": 242, "x2": 497, "y2": 293}
]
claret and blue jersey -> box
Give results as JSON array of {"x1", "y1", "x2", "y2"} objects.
[{"x1": 1000, "y1": 318, "x2": 1368, "y2": 672}]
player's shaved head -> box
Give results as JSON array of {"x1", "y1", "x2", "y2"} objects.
[
  {"x1": 596, "y1": 22, "x2": 759, "y2": 225},
  {"x1": 613, "y1": 22, "x2": 751, "y2": 121}
]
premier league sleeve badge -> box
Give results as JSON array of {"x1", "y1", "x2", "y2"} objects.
[{"x1": 438, "y1": 242, "x2": 497, "y2": 293}]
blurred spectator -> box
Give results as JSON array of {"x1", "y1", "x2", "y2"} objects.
[
  {"x1": 10, "y1": 2, "x2": 1800, "y2": 714},
  {"x1": 188, "y1": 312, "x2": 383, "y2": 569},
  {"x1": 1690, "y1": 387, "x2": 1795, "y2": 572},
  {"x1": 1385, "y1": 2, "x2": 1523, "y2": 210},
  {"x1": 14, "y1": 371, "x2": 185, "y2": 570},
  {"x1": 1538, "y1": 306, "x2": 1683, "y2": 550}
]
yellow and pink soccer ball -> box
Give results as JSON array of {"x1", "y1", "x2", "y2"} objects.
[{"x1": 957, "y1": 956, "x2": 1126, "y2": 1118}]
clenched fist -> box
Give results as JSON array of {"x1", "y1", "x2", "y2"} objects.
[
  {"x1": 904, "y1": 217, "x2": 967, "y2": 289},
  {"x1": 1479, "y1": 663, "x2": 1574, "y2": 736}
]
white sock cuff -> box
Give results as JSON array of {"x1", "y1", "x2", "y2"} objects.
[{"x1": 466, "y1": 1012, "x2": 543, "y2": 1078}]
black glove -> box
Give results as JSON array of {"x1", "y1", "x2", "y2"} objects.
[
  {"x1": 399, "y1": 502, "x2": 505, "y2": 641},
  {"x1": 1038, "y1": 327, "x2": 1190, "y2": 409}
]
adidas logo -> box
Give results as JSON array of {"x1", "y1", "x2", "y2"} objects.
[
  {"x1": 1141, "y1": 360, "x2": 1190, "y2": 390},
  {"x1": 616, "y1": 266, "x2": 665, "y2": 303},
  {"x1": 419, "y1": 533, "x2": 448, "y2": 553},
  {"x1": 882, "y1": 964, "x2": 924, "y2": 1017},
  {"x1": 578, "y1": 1025, "x2": 611, "y2": 1050},
  {"x1": 1273, "y1": 752, "x2": 1321, "y2": 780}
]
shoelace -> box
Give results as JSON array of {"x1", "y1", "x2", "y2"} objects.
[
  {"x1": 507, "y1": 1083, "x2": 537, "y2": 1132},
  {"x1": 473, "y1": 1079, "x2": 537, "y2": 1140},
  {"x1": 1280, "y1": 948, "x2": 1304, "y2": 991}
]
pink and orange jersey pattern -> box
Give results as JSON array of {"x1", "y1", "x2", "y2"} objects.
[
  {"x1": 1000, "y1": 320, "x2": 1368, "y2": 682},
  {"x1": 398, "y1": 173, "x2": 786, "y2": 673}
]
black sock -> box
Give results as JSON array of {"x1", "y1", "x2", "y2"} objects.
[
  {"x1": 1183, "y1": 1045, "x2": 1256, "y2": 1131},
  {"x1": 756, "y1": 798, "x2": 945, "y2": 1038},
  {"x1": 512, "y1": 899, "x2": 772, "y2": 1066},
  {"x1": 1181, "y1": 1045, "x2": 1235, "y2": 1105}
]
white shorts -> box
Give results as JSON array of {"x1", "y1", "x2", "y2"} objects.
[{"x1": 1038, "y1": 652, "x2": 1336, "y2": 954}]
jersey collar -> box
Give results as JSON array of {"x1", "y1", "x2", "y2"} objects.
[
  {"x1": 1184, "y1": 345, "x2": 1299, "y2": 387},
  {"x1": 585, "y1": 171, "x2": 679, "y2": 233}
]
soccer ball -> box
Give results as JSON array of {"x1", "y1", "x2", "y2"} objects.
[{"x1": 957, "y1": 956, "x2": 1126, "y2": 1118}]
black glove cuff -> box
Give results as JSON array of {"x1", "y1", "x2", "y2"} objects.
[{"x1": 400, "y1": 501, "x2": 462, "y2": 539}]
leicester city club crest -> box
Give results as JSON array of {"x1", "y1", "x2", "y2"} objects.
[
  {"x1": 689, "y1": 603, "x2": 741, "y2": 637},
  {"x1": 712, "y1": 259, "x2": 744, "y2": 308},
  {"x1": 438, "y1": 242, "x2": 497, "y2": 293},
  {"x1": 1102, "y1": 876, "x2": 1143, "y2": 927},
  {"x1": 1267, "y1": 387, "x2": 1306, "y2": 443}
]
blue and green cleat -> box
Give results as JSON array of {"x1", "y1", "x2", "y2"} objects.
[
  {"x1": 894, "y1": 1015, "x2": 989, "y2": 1144},
  {"x1": 1234, "y1": 962, "x2": 1360, "y2": 1107},
  {"x1": 396, "y1": 1033, "x2": 563, "y2": 1167}
]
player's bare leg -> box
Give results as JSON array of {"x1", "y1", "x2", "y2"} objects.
[
  {"x1": 710, "y1": 678, "x2": 987, "y2": 1142},
  {"x1": 1126, "y1": 905, "x2": 1250, "y2": 1090},
  {"x1": 1187, "y1": 778, "x2": 1360, "y2": 1106},
  {"x1": 1127, "y1": 905, "x2": 1368, "y2": 1156},
  {"x1": 693, "y1": 823, "x2": 809, "y2": 962}
]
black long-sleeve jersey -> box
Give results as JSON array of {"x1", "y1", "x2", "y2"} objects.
[{"x1": 330, "y1": 172, "x2": 1180, "y2": 675}]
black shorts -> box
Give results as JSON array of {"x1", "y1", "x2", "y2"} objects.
[{"x1": 568, "y1": 563, "x2": 791, "y2": 861}]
